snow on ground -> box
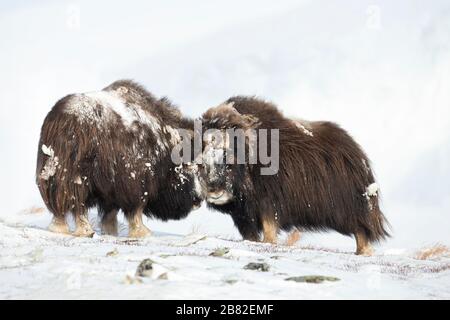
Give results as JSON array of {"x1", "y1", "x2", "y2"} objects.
[{"x1": 0, "y1": 211, "x2": 448, "y2": 300}]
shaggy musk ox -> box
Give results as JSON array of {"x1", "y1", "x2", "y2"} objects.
[
  {"x1": 36, "y1": 80, "x2": 203, "y2": 237},
  {"x1": 201, "y1": 96, "x2": 390, "y2": 255}
]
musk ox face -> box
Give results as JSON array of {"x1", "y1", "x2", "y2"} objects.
[
  {"x1": 181, "y1": 162, "x2": 204, "y2": 210},
  {"x1": 146, "y1": 161, "x2": 204, "y2": 221},
  {"x1": 200, "y1": 101, "x2": 263, "y2": 207},
  {"x1": 198, "y1": 128, "x2": 234, "y2": 206}
]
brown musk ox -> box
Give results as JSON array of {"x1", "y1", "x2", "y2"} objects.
[
  {"x1": 200, "y1": 96, "x2": 390, "y2": 255},
  {"x1": 36, "y1": 80, "x2": 203, "y2": 237}
]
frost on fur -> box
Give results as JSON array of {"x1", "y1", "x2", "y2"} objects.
[
  {"x1": 363, "y1": 182, "x2": 379, "y2": 210},
  {"x1": 295, "y1": 122, "x2": 314, "y2": 137},
  {"x1": 363, "y1": 182, "x2": 379, "y2": 199},
  {"x1": 41, "y1": 144, "x2": 55, "y2": 157},
  {"x1": 40, "y1": 145, "x2": 59, "y2": 180}
]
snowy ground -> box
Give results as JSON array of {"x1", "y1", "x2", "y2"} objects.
[{"x1": 1, "y1": 210, "x2": 448, "y2": 300}]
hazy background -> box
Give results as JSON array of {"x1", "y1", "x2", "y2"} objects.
[{"x1": 1, "y1": 0, "x2": 449, "y2": 250}]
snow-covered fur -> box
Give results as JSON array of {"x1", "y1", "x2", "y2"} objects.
[
  {"x1": 36, "y1": 80, "x2": 203, "y2": 237},
  {"x1": 201, "y1": 96, "x2": 390, "y2": 255}
]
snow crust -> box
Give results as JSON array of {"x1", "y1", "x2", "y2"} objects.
[{"x1": 0, "y1": 215, "x2": 448, "y2": 300}]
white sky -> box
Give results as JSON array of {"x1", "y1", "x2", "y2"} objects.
[{"x1": 0, "y1": 0, "x2": 449, "y2": 249}]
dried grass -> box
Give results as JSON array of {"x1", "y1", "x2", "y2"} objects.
[
  {"x1": 415, "y1": 244, "x2": 450, "y2": 260},
  {"x1": 342, "y1": 259, "x2": 450, "y2": 276},
  {"x1": 20, "y1": 206, "x2": 46, "y2": 215}
]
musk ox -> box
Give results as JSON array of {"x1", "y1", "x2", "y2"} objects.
[
  {"x1": 200, "y1": 96, "x2": 390, "y2": 255},
  {"x1": 36, "y1": 80, "x2": 203, "y2": 237}
]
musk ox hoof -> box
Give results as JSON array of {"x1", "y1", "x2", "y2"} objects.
[
  {"x1": 48, "y1": 217, "x2": 70, "y2": 234},
  {"x1": 128, "y1": 226, "x2": 152, "y2": 238},
  {"x1": 73, "y1": 229, "x2": 95, "y2": 238},
  {"x1": 73, "y1": 225, "x2": 95, "y2": 238},
  {"x1": 356, "y1": 246, "x2": 374, "y2": 257},
  {"x1": 73, "y1": 214, "x2": 95, "y2": 237},
  {"x1": 101, "y1": 210, "x2": 119, "y2": 236},
  {"x1": 262, "y1": 237, "x2": 277, "y2": 245},
  {"x1": 101, "y1": 220, "x2": 118, "y2": 236},
  {"x1": 101, "y1": 225, "x2": 118, "y2": 237},
  {"x1": 285, "y1": 230, "x2": 301, "y2": 246}
]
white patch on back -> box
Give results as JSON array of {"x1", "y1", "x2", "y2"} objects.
[
  {"x1": 85, "y1": 91, "x2": 136, "y2": 127},
  {"x1": 65, "y1": 91, "x2": 163, "y2": 136},
  {"x1": 64, "y1": 90, "x2": 172, "y2": 161},
  {"x1": 293, "y1": 120, "x2": 314, "y2": 137}
]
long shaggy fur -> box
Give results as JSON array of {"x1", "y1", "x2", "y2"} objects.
[
  {"x1": 201, "y1": 96, "x2": 390, "y2": 249},
  {"x1": 36, "y1": 80, "x2": 202, "y2": 233}
]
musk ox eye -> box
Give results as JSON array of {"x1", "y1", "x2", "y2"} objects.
[{"x1": 183, "y1": 162, "x2": 200, "y2": 174}]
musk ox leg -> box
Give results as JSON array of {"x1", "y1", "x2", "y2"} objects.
[
  {"x1": 243, "y1": 233, "x2": 260, "y2": 242},
  {"x1": 126, "y1": 208, "x2": 151, "y2": 238},
  {"x1": 230, "y1": 215, "x2": 260, "y2": 242},
  {"x1": 101, "y1": 210, "x2": 119, "y2": 236},
  {"x1": 285, "y1": 229, "x2": 301, "y2": 246},
  {"x1": 262, "y1": 218, "x2": 278, "y2": 244},
  {"x1": 48, "y1": 216, "x2": 70, "y2": 234},
  {"x1": 240, "y1": 229, "x2": 260, "y2": 242},
  {"x1": 355, "y1": 231, "x2": 374, "y2": 256},
  {"x1": 73, "y1": 211, "x2": 95, "y2": 237}
]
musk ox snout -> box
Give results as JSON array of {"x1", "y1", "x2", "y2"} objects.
[
  {"x1": 183, "y1": 163, "x2": 204, "y2": 210},
  {"x1": 197, "y1": 151, "x2": 234, "y2": 205},
  {"x1": 206, "y1": 190, "x2": 233, "y2": 205},
  {"x1": 200, "y1": 165, "x2": 234, "y2": 205}
]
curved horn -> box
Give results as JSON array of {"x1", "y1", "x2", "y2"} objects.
[{"x1": 205, "y1": 101, "x2": 260, "y2": 129}]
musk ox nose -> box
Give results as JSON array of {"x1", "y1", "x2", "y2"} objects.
[
  {"x1": 207, "y1": 185, "x2": 225, "y2": 196},
  {"x1": 206, "y1": 189, "x2": 233, "y2": 205},
  {"x1": 207, "y1": 190, "x2": 225, "y2": 200}
]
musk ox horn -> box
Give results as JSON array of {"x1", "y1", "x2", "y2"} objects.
[{"x1": 203, "y1": 101, "x2": 260, "y2": 129}]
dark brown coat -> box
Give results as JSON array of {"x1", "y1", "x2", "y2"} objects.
[
  {"x1": 36, "y1": 80, "x2": 202, "y2": 237},
  {"x1": 201, "y1": 96, "x2": 390, "y2": 255}
]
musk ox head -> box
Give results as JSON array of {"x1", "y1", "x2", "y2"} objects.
[
  {"x1": 180, "y1": 162, "x2": 204, "y2": 210},
  {"x1": 201, "y1": 142, "x2": 234, "y2": 205},
  {"x1": 200, "y1": 102, "x2": 259, "y2": 206},
  {"x1": 163, "y1": 126, "x2": 205, "y2": 212},
  {"x1": 145, "y1": 161, "x2": 204, "y2": 221},
  {"x1": 166, "y1": 129, "x2": 206, "y2": 212}
]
